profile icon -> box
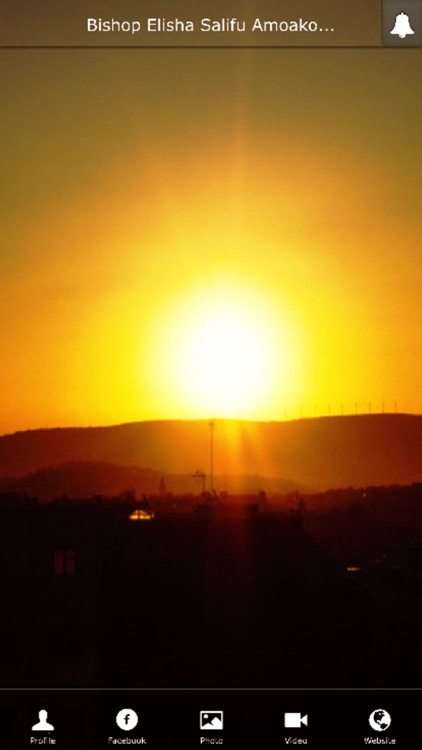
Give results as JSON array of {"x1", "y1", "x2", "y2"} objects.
[{"x1": 32, "y1": 710, "x2": 54, "y2": 731}]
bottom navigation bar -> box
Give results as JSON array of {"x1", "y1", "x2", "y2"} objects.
[{"x1": 0, "y1": 689, "x2": 418, "y2": 748}]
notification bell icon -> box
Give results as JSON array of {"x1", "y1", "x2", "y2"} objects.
[{"x1": 390, "y1": 11, "x2": 415, "y2": 38}]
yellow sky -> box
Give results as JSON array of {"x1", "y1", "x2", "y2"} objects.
[{"x1": 1, "y1": 49, "x2": 421, "y2": 433}]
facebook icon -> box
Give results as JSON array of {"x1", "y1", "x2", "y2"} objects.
[{"x1": 116, "y1": 709, "x2": 138, "y2": 731}]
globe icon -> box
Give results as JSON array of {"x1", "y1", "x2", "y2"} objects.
[{"x1": 369, "y1": 709, "x2": 391, "y2": 732}]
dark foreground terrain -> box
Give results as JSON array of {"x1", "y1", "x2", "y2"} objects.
[{"x1": 1, "y1": 483, "x2": 421, "y2": 689}]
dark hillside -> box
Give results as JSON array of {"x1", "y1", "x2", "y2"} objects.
[{"x1": 0, "y1": 414, "x2": 421, "y2": 491}]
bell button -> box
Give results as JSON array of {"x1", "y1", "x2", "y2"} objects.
[
  {"x1": 391, "y1": 11, "x2": 415, "y2": 36},
  {"x1": 383, "y1": 0, "x2": 421, "y2": 45}
]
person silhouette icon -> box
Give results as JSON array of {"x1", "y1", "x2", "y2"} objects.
[{"x1": 32, "y1": 710, "x2": 54, "y2": 731}]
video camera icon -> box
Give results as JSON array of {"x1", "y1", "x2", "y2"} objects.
[{"x1": 284, "y1": 713, "x2": 308, "y2": 729}]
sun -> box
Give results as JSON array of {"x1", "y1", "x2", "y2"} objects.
[
  {"x1": 142, "y1": 283, "x2": 303, "y2": 420},
  {"x1": 159, "y1": 286, "x2": 289, "y2": 418},
  {"x1": 179, "y1": 304, "x2": 273, "y2": 416}
]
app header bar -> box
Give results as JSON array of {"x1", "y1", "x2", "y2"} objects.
[{"x1": 1, "y1": 0, "x2": 385, "y2": 47}]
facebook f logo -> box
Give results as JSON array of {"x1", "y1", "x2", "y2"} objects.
[{"x1": 116, "y1": 709, "x2": 138, "y2": 731}]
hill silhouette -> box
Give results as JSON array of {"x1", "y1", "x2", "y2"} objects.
[
  {"x1": 0, "y1": 414, "x2": 421, "y2": 491},
  {"x1": 0, "y1": 460, "x2": 301, "y2": 500}
]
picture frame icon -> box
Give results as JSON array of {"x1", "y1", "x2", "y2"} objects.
[{"x1": 200, "y1": 711, "x2": 224, "y2": 730}]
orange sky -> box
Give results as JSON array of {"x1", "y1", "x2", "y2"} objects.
[{"x1": 1, "y1": 48, "x2": 421, "y2": 434}]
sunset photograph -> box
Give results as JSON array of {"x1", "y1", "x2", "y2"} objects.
[
  {"x1": 2, "y1": 47, "x2": 421, "y2": 432},
  {"x1": 1, "y1": 34, "x2": 421, "y2": 735}
]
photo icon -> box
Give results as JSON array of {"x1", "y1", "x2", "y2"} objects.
[{"x1": 200, "y1": 711, "x2": 224, "y2": 730}]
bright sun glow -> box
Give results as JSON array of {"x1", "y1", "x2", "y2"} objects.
[
  {"x1": 148, "y1": 286, "x2": 302, "y2": 419},
  {"x1": 178, "y1": 304, "x2": 272, "y2": 415}
]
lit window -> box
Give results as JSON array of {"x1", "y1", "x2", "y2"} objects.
[
  {"x1": 129, "y1": 509, "x2": 154, "y2": 521},
  {"x1": 54, "y1": 549, "x2": 76, "y2": 575}
]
